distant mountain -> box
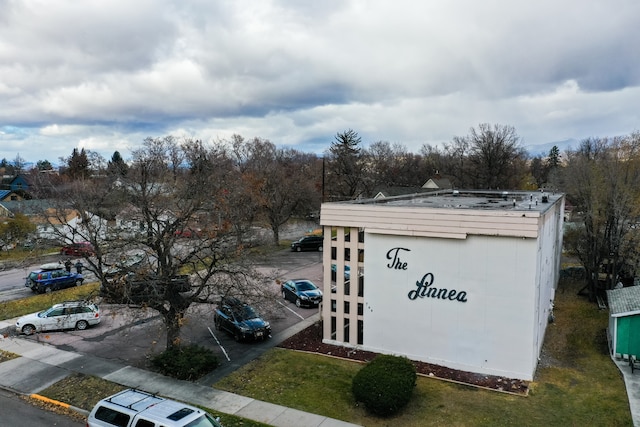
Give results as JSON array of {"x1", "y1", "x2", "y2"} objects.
[{"x1": 525, "y1": 139, "x2": 577, "y2": 157}]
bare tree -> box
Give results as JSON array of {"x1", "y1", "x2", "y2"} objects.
[
  {"x1": 12, "y1": 154, "x2": 26, "y2": 176},
  {"x1": 365, "y1": 141, "x2": 428, "y2": 192},
  {"x1": 562, "y1": 134, "x2": 640, "y2": 301},
  {"x1": 466, "y1": 123, "x2": 527, "y2": 189},
  {"x1": 37, "y1": 136, "x2": 278, "y2": 350},
  {"x1": 238, "y1": 137, "x2": 320, "y2": 244},
  {"x1": 441, "y1": 136, "x2": 472, "y2": 188}
]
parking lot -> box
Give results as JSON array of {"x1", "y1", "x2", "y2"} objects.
[{"x1": 5, "y1": 247, "x2": 324, "y2": 384}]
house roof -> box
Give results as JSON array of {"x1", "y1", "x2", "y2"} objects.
[
  {"x1": 2, "y1": 199, "x2": 55, "y2": 215},
  {"x1": 607, "y1": 286, "x2": 640, "y2": 317},
  {"x1": 0, "y1": 189, "x2": 11, "y2": 200},
  {"x1": 422, "y1": 178, "x2": 453, "y2": 190},
  {"x1": 372, "y1": 185, "x2": 426, "y2": 199}
]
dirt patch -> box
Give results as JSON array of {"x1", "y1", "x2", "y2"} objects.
[{"x1": 278, "y1": 321, "x2": 529, "y2": 396}]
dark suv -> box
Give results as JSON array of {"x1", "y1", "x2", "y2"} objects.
[
  {"x1": 213, "y1": 297, "x2": 271, "y2": 342},
  {"x1": 291, "y1": 235, "x2": 323, "y2": 252},
  {"x1": 25, "y1": 264, "x2": 84, "y2": 294}
]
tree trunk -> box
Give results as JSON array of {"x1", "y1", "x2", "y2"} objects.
[{"x1": 164, "y1": 308, "x2": 183, "y2": 350}]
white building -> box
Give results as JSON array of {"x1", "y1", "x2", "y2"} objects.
[{"x1": 320, "y1": 190, "x2": 564, "y2": 381}]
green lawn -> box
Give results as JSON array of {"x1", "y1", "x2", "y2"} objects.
[{"x1": 0, "y1": 263, "x2": 632, "y2": 426}]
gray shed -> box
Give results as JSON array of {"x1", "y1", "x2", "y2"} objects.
[{"x1": 607, "y1": 286, "x2": 640, "y2": 359}]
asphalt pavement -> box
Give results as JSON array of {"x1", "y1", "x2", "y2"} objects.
[
  {"x1": 0, "y1": 312, "x2": 361, "y2": 427},
  {"x1": 0, "y1": 227, "x2": 360, "y2": 426}
]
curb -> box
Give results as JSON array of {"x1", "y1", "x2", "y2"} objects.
[{"x1": 29, "y1": 393, "x2": 90, "y2": 417}]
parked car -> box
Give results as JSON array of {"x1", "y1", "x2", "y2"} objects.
[
  {"x1": 104, "y1": 253, "x2": 145, "y2": 278},
  {"x1": 87, "y1": 388, "x2": 223, "y2": 427},
  {"x1": 60, "y1": 241, "x2": 95, "y2": 256},
  {"x1": 290, "y1": 235, "x2": 323, "y2": 252},
  {"x1": 15, "y1": 300, "x2": 100, "y2": 335},
  {"x1": 281, "y1": 279, "x2": 323, "y2": 307},
  {"x1": 25, "y1": 263, "x2": 84, "y2": 293},
  {"x1": 174, "y1": 227, "x2": 203, "y2": 238},
  {"x1": 214, "y1": 297, "x2": 271, "y2": 342}
]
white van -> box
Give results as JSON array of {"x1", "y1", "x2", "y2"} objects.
[{"x1": 87, "y1": 389, "x2": 223, "y2": 427}]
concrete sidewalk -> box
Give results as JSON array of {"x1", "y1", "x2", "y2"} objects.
[
  {"x1": 611, "y1": 355, "x2": 640, "y2": 427},
  {"x1": 0, "y1": 318, "x2": 360, "y2": 427}
]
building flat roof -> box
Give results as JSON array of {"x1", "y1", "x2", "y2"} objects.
[{"x1": 346, "y1": 189, "x2": 563, "y2": 213}]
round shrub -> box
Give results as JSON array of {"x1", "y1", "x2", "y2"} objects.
[
  {"x1": 151, "y1": 344, "x2": 219, "y2": 380},
  {"x1": 352, "y1": 354, "x2": 417, "y2": 417}
]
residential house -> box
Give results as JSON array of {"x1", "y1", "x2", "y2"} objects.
[{"x1": 422, "y1": 173, "x2": 453, "y2": 191}]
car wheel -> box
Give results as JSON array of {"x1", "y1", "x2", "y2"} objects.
[
  {"x1": 318, "y1": 245, "x2": 323, "y2": 252},
  {"x1": 282, "y1": 290, "x2": 287, "y2": 300},
  {"x1": 234, "y1": 331, "x2": 242, "y2": 342},
  {"x1": 22, "y1": 324, "x2": 36, "y2": 335},
  {"x1": 44, "y1": 287, "x2": 52, "y2": 294},
  {"x1": 214, "y1": 318, "x2": 220, "y2": 330},
  {"x1": 295, "y1": 298, "x2": 302, "y2": 308},
  {"x1": 76, "y1": 320, "x2": 89, "y2": 330},
  {"x1": 75, "y1": 279, "x2": 83, "y2": 287},
  {"x1": 296, "y1": 246, "x2": 302, "y2": 252}
]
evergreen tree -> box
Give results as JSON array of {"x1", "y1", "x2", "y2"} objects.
[
  {"x1": 37, "y1": 159, "x2": 54, "y2": 171},
  {"x1": 66, "y1": 148, "x2": 91, "y2": 180},
  {"x1": 107, "y1": 151, "x2": 129, "y2": 177},
  {"x1": 547, "y1": 145, "x2": 561, "y2": 168},
  {"x1": 326, "y1": 129, "x2": 366, "y2": 200}
]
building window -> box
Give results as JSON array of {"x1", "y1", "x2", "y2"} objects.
[
  {"x1": 344, "y1": 301, "x2": 350, "y2": 314},
  {"x1": 331, "y1": 316, "x2": 337, "y2": 339},
  {"x1": 331, "y1": 300, "x2": 336, "y2": 312},
  {"x1": 344, "y1": 281, "x2": 350, "y2": 296},
  {"x1": 344, "y1": 320, "x2": 350, "y2": 343},
  {"x1": 358, "y1": 276, "x2": 364, "y2": 297},
  {"x1": 358, "y1": 303, "x2": 363, "y2": 316},
  {"x1": 357, "y1": 320, "x2": 364, "y2": 345}
]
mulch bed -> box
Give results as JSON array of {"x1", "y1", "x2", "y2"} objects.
[{"x1": 278, "y1": 322, "x2": 529, "y2": 396}]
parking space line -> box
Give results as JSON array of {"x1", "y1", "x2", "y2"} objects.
[
  {"x1": 277, "y1": 300, "x2": 305, "y2": 320},
  {"x1": 207, "y1": 327, "x2": 231, "y2": 361}
]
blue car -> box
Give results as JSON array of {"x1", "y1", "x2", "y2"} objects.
[
  {"x1": 25, "y1": 264, "x2": 84, "y2": 294},
  {"x1": 281, "y1": 279, "x2": 323, "y2": 307}
]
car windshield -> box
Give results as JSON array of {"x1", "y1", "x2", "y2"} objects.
[
  {"x1": 235, "y1": 305, "x2": 258, "y2": 321},
  {"x1": 296, "y1": 281, "x2": 317, "y2": 291},
  {"x1": 185, "y1": 413, "x2": 222, "y2": 427},
  {"x1": 39, "y1": 307, "x2": 56, "y2": 318}
]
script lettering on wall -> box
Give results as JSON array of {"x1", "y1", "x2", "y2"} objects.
[
  {"x1": 408, "y1": 273, "x2": 468, "y2": 302},
  {"x1": 384, "y1": 247, "x2": 468, "y2": 303},
  {"x1": 386, "y1": 247, "x2": 410, "y2": 269}
]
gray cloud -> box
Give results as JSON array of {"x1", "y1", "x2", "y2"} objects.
[{"x1": 1, "y1": 0, "x2": 639, "y2": 164}]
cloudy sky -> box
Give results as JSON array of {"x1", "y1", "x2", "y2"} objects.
[{"x1": 1, "y1": 0, "x2": 639, "y2": 165}]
